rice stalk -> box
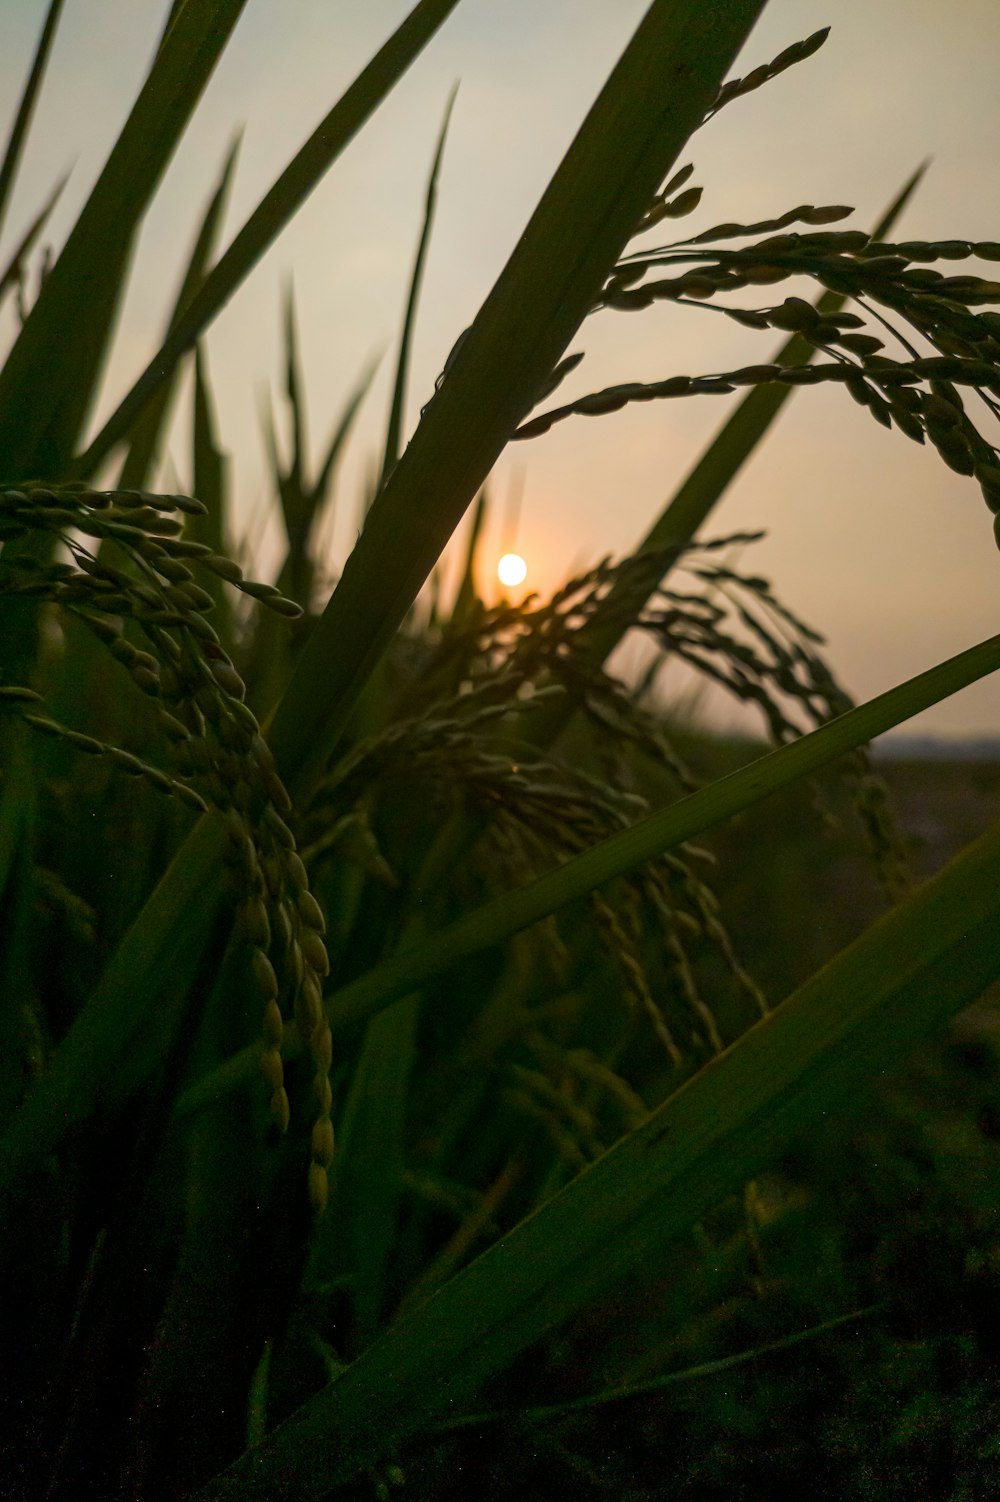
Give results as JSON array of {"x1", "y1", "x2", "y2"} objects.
[
  {"x1": 0, "y1": 480, "x2": 334, "y2": 1204},
  {"x1": 2, "y1": 5, "x2": 769, "y2": 1223},
  {"x1": 5, "y1": 9, "x2": 1000, "y2": 1494}
]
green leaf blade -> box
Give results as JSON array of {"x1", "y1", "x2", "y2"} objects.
[
  {"x1": 0, "y1": 0, "x2": 248, "y2": 479},
  {"x1": 190, "y1": 806, "x2": 1000, "y2": 1498},
  {"x1": 0, "y1": 0, "x2": 65, "y2": 246},
  {"x1": 376, "y1": 83, "x2": 458, "y2": 494},
  {"x1": 117, "y1": 132, "x2": 241, "y2": 492},
  {"x1": 269, "y1": 0, "x2": 768, "y2": 794},
  {"x1": 73, "y1": 0, "x2": 464, "y2": 481}
]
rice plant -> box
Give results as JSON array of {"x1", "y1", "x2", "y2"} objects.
[{"x1": 2, "y1": 5, "x2": 1000, "y2": 1499}]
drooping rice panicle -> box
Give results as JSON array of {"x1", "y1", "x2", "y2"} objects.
[
  {"x1": 514, "y1": 224, "x2": 1000, "y2": 538},
  {"x1": 0, "y1": 480, "x2": 335, "y2": 1204}
]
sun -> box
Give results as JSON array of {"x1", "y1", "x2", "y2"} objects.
[{"x1": 497, "y1": 552, "x2": 527, "y2": 587}]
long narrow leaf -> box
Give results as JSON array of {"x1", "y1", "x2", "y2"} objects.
[
  {"x1": 0, "y1": 173, "x2": 67, "y2": 308},
  {"x1": 0, "y1": 0, "x2": 65, "y2": 246},
  {"x1": 0, "y1": 728, "x2": 36, "y2": 1124},
  {"x1": 268, "y1": 292, "x2": 378, "y2": 586},
  {"x1": 268, "y1": 0, "x2": 769, "y2": 795},
  {"x1": 249, "y1": 350, "x2": 378, "y2": 710},
  {"x1": 190, "y1": 807, "x2": 1000, "y2": 1497},
  {"x1": 0, "y1": 814, "x2": 225, "y2": 1206},
  {"x1": 189, "y1": 343, "x2": 234, "y2": 642},
  {"x1": 72, "y1": 0, "x2": 464, "y2": 480},
  {"x1": 0, "y1": 0, "x2": 248, "y2": 479},
  {"x1": 376, "y1": 83, "x2": 457, "y2": 493},
  {"x1": 277, "y1": 282, "x2": 306, "y2": 501},
  {"x1": 311, "y1": 359, "x2": 381, "y2": 525},
  {"x1": 158, "y1": 0, "x2": 190, "y2": 50},
  {"x1": 327, "y1": 993, "x2": 420, "y2": 1350},
  {"x1": 117, "y1": 133, "x2": 241, "y2": 491},
  {"x1": 451, "y1": 487, "x2": 487, "y2": 626}
]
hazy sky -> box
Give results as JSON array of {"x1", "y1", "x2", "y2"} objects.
[{"x1": 2, "y1": 2, "x2": 1000, "y2": 739}]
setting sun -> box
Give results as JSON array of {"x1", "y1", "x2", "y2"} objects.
[{"x1": 497, "y1": 552, "x2": 527, "y2": 587}]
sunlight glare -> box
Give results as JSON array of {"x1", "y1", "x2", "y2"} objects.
[{"x1": 497, "y1": 552, "x2": 527, "y2": 587}]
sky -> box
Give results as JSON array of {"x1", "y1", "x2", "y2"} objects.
[{"x1": 2, "y1": 1, "x2": 1000, "y2": 740}]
